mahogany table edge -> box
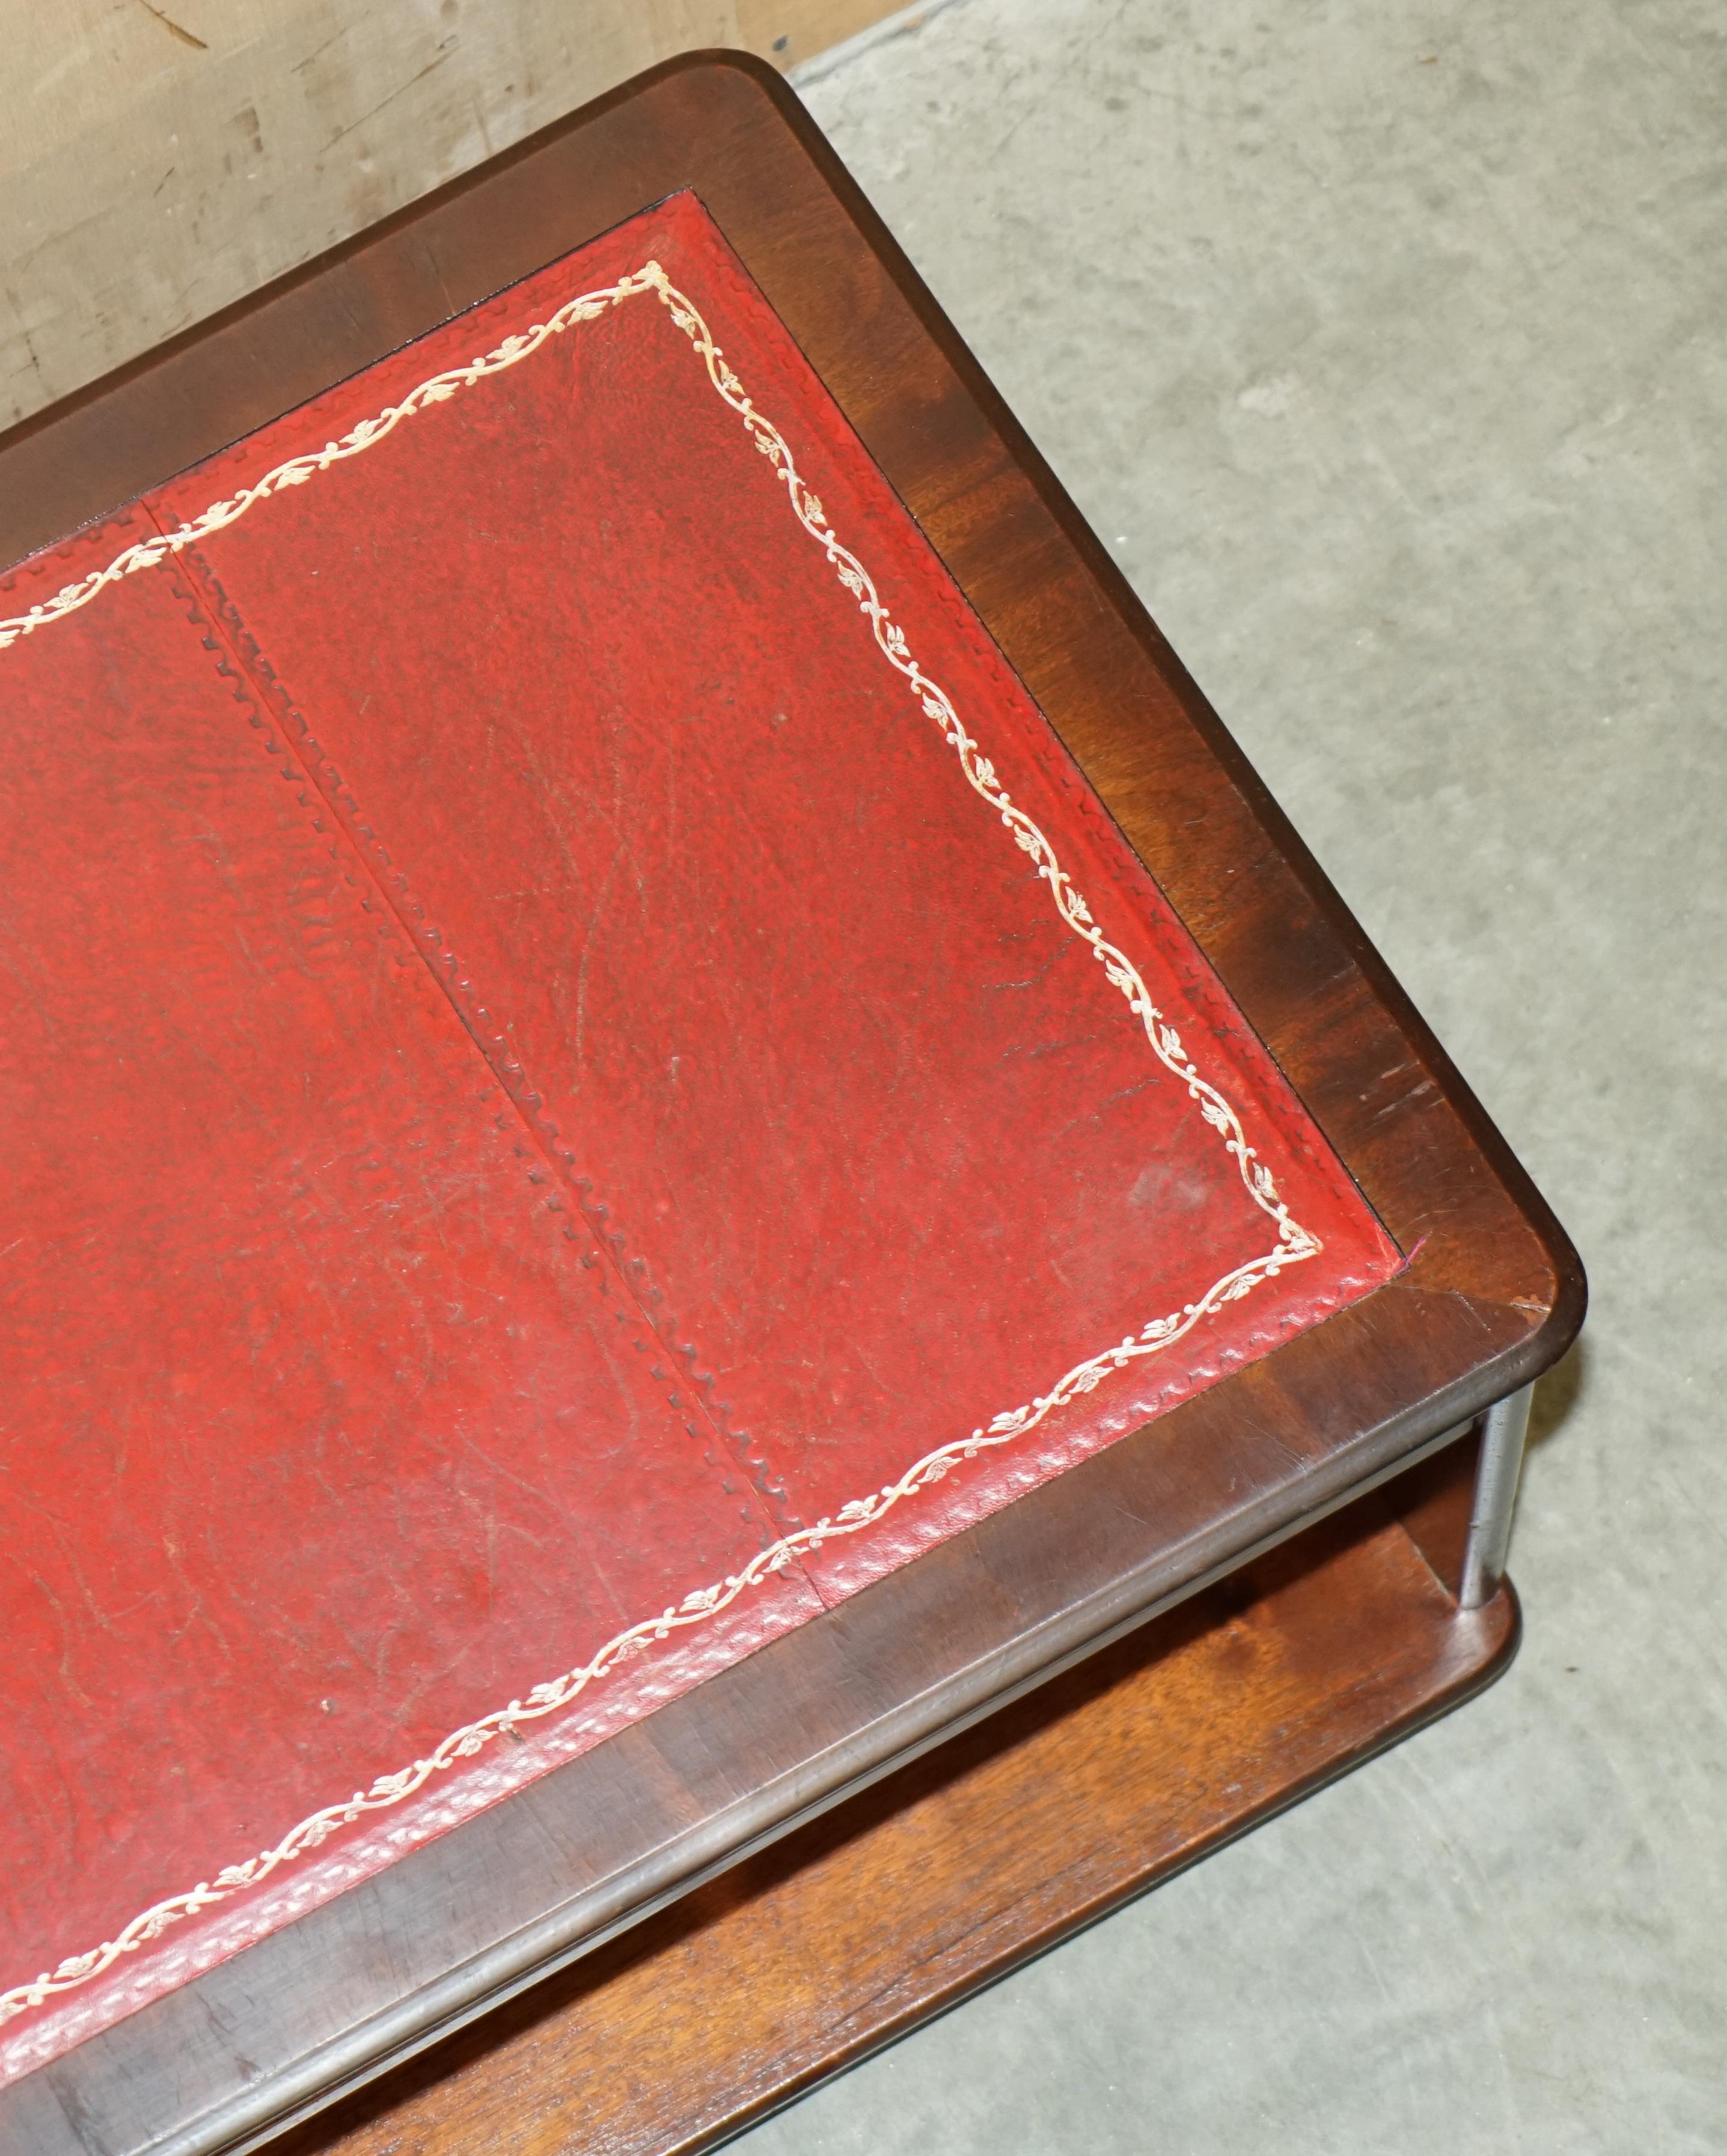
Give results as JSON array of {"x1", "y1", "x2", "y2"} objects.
[
  {"x1": 120, "y1": 1418, "x2": 1527, "y2": 2156},
  {"x1": 697, "y1": 1605, "x2": 1525, "y2": 2156},
  {"x1": 268, "y1": 1480, "x2": 1521, "y2": 2156}
]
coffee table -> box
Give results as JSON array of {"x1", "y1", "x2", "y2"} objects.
[{"x1": 0, "y1": 54, "x2": 1581, "y2": 2156}]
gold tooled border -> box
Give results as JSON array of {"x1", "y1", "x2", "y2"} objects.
[{"x1": 0, "y1": 263, "x2": 1319, "y2": 2032}]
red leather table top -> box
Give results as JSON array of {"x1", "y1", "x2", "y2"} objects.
[{"x1": 0, "y1": 189, "x2": 1398, "y2": 2078}]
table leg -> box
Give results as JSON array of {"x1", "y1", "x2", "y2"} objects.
[{"x1": 1459, "y1": 1383, "x2": 1534, "y2": 1609}]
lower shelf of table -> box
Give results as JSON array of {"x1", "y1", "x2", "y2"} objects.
[{"x1": 272, "y1": 1488, "x2": 1517, "y2": 2156}]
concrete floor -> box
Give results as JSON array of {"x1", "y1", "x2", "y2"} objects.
[{"x1": 735, "y1": 3, "x2": 1727, "y2": 2150}]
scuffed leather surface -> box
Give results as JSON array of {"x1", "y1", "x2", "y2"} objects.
[
  {"x1": 151, "y1": 192, "x2": 1399, "y2": 1586},
  {"x1": 0, "y1": 192, "x2": 1396, "y2": 2065},
  {"x1": 0, "y1": 509, "x2": 822, "y2": 2066}
]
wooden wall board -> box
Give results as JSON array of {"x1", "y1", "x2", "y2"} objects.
[{"x1": 0, "y1": 0, "x2": 904, "y2": 429}]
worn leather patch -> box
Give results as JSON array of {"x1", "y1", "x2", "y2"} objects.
[{"x1": 0, "y1": 191, "x2": 1397, "y2": 2068}]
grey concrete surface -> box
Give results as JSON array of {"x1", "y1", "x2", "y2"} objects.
[{"x1": 733, "y1": 2, "x2": 1727, "y2": 2149}]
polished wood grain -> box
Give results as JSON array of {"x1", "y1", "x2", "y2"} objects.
[
  {"x1": 266, "y1": 1468, "x2": 1512, "y2": 2156},
  {"x1": 0, "y1": 55, "x2": 1581, "y2": 2156}
]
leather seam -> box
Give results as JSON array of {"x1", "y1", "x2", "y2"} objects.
[{"x1": 148, "y1": 513, "x2": 797, "y2": 1541}]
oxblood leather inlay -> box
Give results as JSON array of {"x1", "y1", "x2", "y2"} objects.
[{"x1": 0, "y1": 191, "x2": 1398, "y2": 2072}]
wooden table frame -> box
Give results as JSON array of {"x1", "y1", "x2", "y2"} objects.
[
  {"x1": 0, "y1": 52, "x2": 1583, "y2": 2156},
  {"x1": 267, "y1": 1450, "x2": 1519, "y2": 2156}
]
